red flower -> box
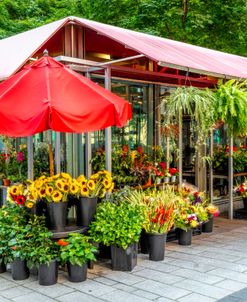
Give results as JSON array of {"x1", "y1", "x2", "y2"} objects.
[
  {"x1": 57, "y1": 239, "x2": 69, "y2": 247},
  {"x1": 137, "y1": 146, "x2": 144, "y2": 154},
  {"x1": 159, "y1": 162, "x2": 166, "y2": 170},
  {"x1": 239, "y1": 184, "x2": 245, "y2": 194},
  {"x1": 122, "y1": 145, "x2": 129, "y2": 153},
  {"x1": 213, "y1": 211, "x2": 220, "y2": 217},
  {"x1": 225, "y1": 146, "x2": 238, "y2": 152},
  {"x1": 16, "y1": 195, "x2": 26, "y2": 205},
  {"x1": 169, "y1": 168, "x2": 177, "y2": 175}
]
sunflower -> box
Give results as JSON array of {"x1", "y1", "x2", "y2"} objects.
[
  {"x1": 45, "y1": 186, "x2": 54, "y2": 196},
  {"x1": 102, "y1": 170, "x2": 111, "y2": 177},
  {"x1": 103, "y1": 177, "x2": 112, "y2": 189},
  {"x1": 9, "y1": 186, "x2": 20, "y2": 196},
  {"x1": 38, "y1": 187, "x2": 46, "y2": 198},
  {"x1": 77, "y1": 175, "x2": 87, "y2": 182},
  {"x1": 29, "y1": 188, "x2": 38, "y2": 200},
  {"x1": 25, "y1": 202, "x2": 34, "y2": 209},
  {"x1": 35, "y1": 180, "x2": 43, "y2": 189},
  {"x1": 52, "y1": 190, "x2": 63, "y2": 202},
  {"x1": 90, "y1": 173, "x2": 99, "y2": 180},
  {"x1": 80, "y1": 185, "x2": 89, "y2": 197},
  {"x1": 61, "y1": 172, "x2": 71, "y2": 180},
  {"x1": 70, "y1": 181, "x2": 79, "y2": 195},
  {"x1": 62, "y1": 183, "x2": 70, "y2": 193},
  {"x1": 55, "y1": 179, "x2": 64, "y2": 190},
  {"x1": 87, "y1": 179, "x2": 96, "y2": 191}
]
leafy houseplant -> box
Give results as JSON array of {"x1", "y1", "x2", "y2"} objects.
[
  {"x1": 23, "y1": 215, "x2": 59, "y2": 286},
  {"x1": 89, "y1": 199, "x2": 144, "y2": 271},
  {"x1": 58, "y1": 233, "x2": 97, "y2": 282}
]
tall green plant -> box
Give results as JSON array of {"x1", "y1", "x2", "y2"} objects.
[
  {"x1": 161, "y1": 86, "x2": 217, "y2": 149},
  {"x1": 214, "y1": 79, "x2": 247, "y2": 136}
]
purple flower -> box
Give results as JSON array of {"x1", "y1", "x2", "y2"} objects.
[{"x1": 17, "y1": 152, "x2": 24, "y2": 162}]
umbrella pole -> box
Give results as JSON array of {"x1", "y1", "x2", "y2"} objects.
[
  {"x1": 105, "y1": 67, "x2": 112, "y2": 173},
  {"x1": 49, "y1": 143, "x2": 54, "y2": 176},
  {"x1": 27, "y1": 136, "x2": 34, "y2": 180}
]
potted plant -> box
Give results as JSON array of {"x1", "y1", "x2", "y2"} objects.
[
  {"x1": 169, "y1": 168, "x2": 179, "y2": 183},
  {"x1": 139, "y1": 188, "x2": 176, "y2": 261},
  {"x1": 75, "y1": 171, "x2": 114, "y2": 227},
  {"x1": 24, "y1": 215, "x2": 59, "y2": 285},
  {"x1": 202, "y1": 204, "x2": 219, "y2": 233},
  {"x1": 89, "y1": 198, "x2": 144, "y2": 271},
  {"x1": 58, "y1": 233, "x2": 97, "y2": 282},
  {"x1": 32, "y1": 173, "x2": 73, "y2": 231},
  {"x1": 174, "y1": 199, "x2": 199, "y2": 246},
  {"x1": 0, "y1": 202, "x2": 29, "y2": 279}
]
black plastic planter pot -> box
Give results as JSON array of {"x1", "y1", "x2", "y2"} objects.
[
  {"x1": 47, "y1": 202, "x2": 68, "y2": 231},
  {"x1": 0, "y1": 260, "x2": 6, "y2": 273},
  {"x1": 243, "y1": 198, "x2": 247, "y2": 210},
  {"x1": 12, "y1": 258, "x2": 29, "y2": 280},
  {"x1": 139, "y1": 230, "x2": 149, "y2": 254},
  {"x1": 147, "y1": 232, "x2": 167, "y2": 261},
  {"x1": 76, "y1": 197, "x2": 97, "y2": 227},
  {"x1": 39, "y1": 260, "x2": 58, "y2": 286},
  {"x1": 202, "y1": 216, "x2": 214, "y2": 233},
  {"x1": 178, "y1": 229, "x2": 192, "y2": 246},
  {"x1": 111, "y1": 243, "x2": 138, "y2": 271},
  {"x1": 67, "y1": 262, "x2": 87, "y2": 282}
]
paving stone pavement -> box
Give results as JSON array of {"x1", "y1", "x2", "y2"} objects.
[{"x1": 1, "y1": 217, "x2": 247, "y2": 302}]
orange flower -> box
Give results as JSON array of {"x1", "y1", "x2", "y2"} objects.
[{"x1": 57, "y1": 239, "x2": 69, "y2": 247}]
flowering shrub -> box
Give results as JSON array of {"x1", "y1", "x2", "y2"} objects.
[
  {"x1": 174, "y1": 199, "x2": 200, "y2": 231},
  {"x1": 76, "y1": 170, "x2": 114, "y2": 198}
]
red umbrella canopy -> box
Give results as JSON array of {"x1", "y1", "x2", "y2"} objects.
[{"x1": 0, "y1": 56, "x2": 132, "y2": 137}]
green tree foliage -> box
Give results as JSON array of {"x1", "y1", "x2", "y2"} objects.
[{"x1": 0, "y1": 0, "x2": 246, "y2": 56}]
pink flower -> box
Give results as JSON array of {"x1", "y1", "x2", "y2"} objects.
[{"x1": 17, "y1": 152, "x2": 24, "y2": 162}]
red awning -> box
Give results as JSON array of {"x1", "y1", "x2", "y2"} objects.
[
  {"x1": 0, "y1": 16, "x2": 247, "y2": 80},
  {"x1": 0, "y1": 56, "x2": 132, "y2": 137}
]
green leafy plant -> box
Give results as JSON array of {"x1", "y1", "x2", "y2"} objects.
[
  {"x1": 214, "y1": 80, "x2": 247, "y2": 136},
  {"x1": 161, "y1": 86, "x2": 217, "y2": 150},
  {"x1": 23, "y1": 215, "x2": 59, "y2": 268},
  {"x1": 58, "y1": 233, "x2": 97, "y2": 266},
  {"x1": 89, "y1": 199, "x2": 144, "y2": 249}
]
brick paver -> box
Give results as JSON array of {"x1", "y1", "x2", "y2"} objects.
[{"x1": 1, "y1": 217, "x2": 247, "y2": 301}]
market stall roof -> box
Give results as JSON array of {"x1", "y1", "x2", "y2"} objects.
[{"x1": 0, "y1": 16, "x2": 247, "y2": 80}]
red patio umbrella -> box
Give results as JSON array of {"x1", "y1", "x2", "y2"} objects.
[{"x1": 0, "y1": 56, "x2": 132, "y2": 137}]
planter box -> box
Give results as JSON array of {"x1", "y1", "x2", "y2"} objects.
[{"x1": 111, "y1": 243, "x2": 138, "y2": 271}]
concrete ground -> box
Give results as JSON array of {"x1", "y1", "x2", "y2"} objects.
[{"x1": 1, "y1": 218, "x2": 247, "y2": 302}]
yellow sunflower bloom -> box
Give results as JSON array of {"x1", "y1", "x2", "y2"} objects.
[
  {"x1": 38, "y1": 187, "x2": 46, "y2": 198},
  {"x1": 52, "y1": 190, "x2": 63, "y2": 202},
  {"x1": 87, "y1": 179, "x2": 96, "y2": 191},
  {"x1": 9, "y1": 186, "x2": 20, "y2": 196},
  {"x1": 35, "y1": 180, "x2": 43, "y2": 188},
  {"x1": 103, "y1": 178, "x2": 112, "y2": 189},
  {"x1": 62, "y1": 183, "x2": 70, "y2": 193},
  {"x1": 70, "y1": 183, "x2": 79, "y2": 195},
  {"x1": 108, "y1": 182, "x2": 115, "y2": 193},
  {"x1": 80, "y1": 185, "x2": 89, "y2": 197},
  {"x1": 77, "y1": 175, "x2": 87, "y2": 182},
  {"x1": 90, "y1": 173, "x2": 99, "y2": 180},
  {"x1": 55, "y1": 179, "x2": 64, "y2": 190},
  {"x1": 61, "y1": 172, "x2": 71, "y2": 180},
  {"x1": 26, "y1": 202, "x2": 34, "y2": 209},
  {"x1": 102, "y1": 170, "x2": 111, "y2": 177},
  {"x1": 45, "y1": 186, "x2": 54, "y2": 196}
]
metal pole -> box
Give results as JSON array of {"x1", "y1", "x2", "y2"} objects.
[
  {"x1": 85, "y1": 71, "x2": 92, "y2": 178},
  {"x1": 209, "y1": 130, "x2": 214, "y2": 203},
  {"x1": 85, "y1": 133, "x2": 92, "y2": 178},
  {"x1": 178, "y1": 109, "x2": 183, "y2": 188},
  {"x1": 27, "y1": 136, "x2": 34, "y2": 180},
  {"x1": 228, "y1": 134, "x2": 234, "y2": 219},
  {"x1": 55, "y1": 132, "x2": 61, "y2": 174},
  {"x1": 105, "y1": 67, "x2": 112, "y2": 173}
]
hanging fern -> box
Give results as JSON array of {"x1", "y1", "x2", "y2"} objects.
[
  {"x1": 161, "y1": 86, "x2": 217, "y2": 149},
  {"x1": 214, "y1": 79, "x2": 247, "y2": 136}
]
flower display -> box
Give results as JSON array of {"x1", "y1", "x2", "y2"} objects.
[
  {"x1": 7, "y1": 181, "x2": 36, "y2": 208},
  {"x1": 206, "y1": 204, "x2": 220, "y2": 217},
  {"x1": 235, "y1": 180, "x2": 247, "y2": 198},
  {"x1": 76, "y1": 170, "x2": 114, "y2": 198}
]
